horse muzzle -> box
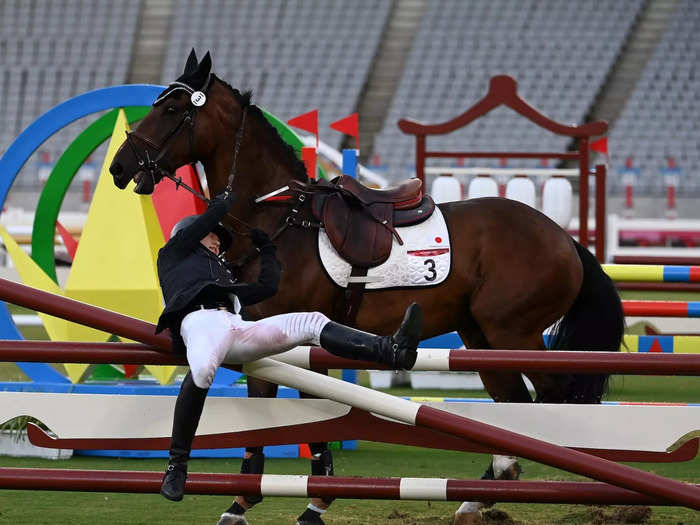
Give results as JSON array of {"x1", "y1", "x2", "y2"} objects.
[
  {"x1": 109, "y1": 160, "x2": 132, "y2": 190},
  {"x1": 132, "y1": 170, "x2": 157, "y2": 195}
]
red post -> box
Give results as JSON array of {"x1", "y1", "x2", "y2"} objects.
[
  {"x1": 81, "y1": 180, "x2": 91, "y2": 202},
  {"x1": 579, "y1": 137, "x2": 589, "y2": 249},
  {"x1": 415, "y1": 135, "x2": 425, "y2": 184},
  {"x1": 595, "y1": 164, "x2": 606, "y2": 262}
]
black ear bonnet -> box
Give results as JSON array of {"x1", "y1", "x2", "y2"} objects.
[{"x1": 154, "y1": 48, "x2": 213, "y2": 106}]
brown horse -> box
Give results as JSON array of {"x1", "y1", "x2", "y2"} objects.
[{"x1": 109, "y1": 51, "x2": 623, "y2": 519}]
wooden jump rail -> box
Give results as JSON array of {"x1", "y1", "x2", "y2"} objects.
[
  {"x1": 1, "y1": 278, "x2": 699, "y2": 509},
  {"x1": 1, "y1": 468, "x2": 698, "y2": 506},
  {"x1": 1, "y1": 340, "x2": 699, "y2": 375}
]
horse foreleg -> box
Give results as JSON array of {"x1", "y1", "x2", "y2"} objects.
[
  {"x1": 296, "y1": 388, "x2": 335, "y2": 524},
  {"x1": 217, "y1": 377, "x2": 277, "y2": 524}
]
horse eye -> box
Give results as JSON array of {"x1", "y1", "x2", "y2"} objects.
[{"x1": 166, "y1": 105, "x2": 176, "y2": 113}]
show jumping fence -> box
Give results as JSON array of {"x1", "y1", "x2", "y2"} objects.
[{"x1": 0, "y1": 278, "x2": 699, "y2": 510}]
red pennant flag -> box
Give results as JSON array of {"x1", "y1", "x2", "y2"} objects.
[
  {"x1": 330, "y1": 113, "x2": 359, "y2": 151},
  {"x1": 55, "y1": 220, "x2": 79, "y2": 260},
  {"x1": 590, "y1": 137, "x2": 610, "y2": 165},
  {"x1": 590, "y1": 137, "x2": 608, "y2": 155},
  {"x1": 288, "y1": 109, "x2": 318, "y2": 148}
]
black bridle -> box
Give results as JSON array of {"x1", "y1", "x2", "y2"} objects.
[
  {"x1": 124, "y1": 76, "x2": 249, "y2": 210},
  {"x1": 124, "y1": 77, "x2": 315, "y2": 267}
]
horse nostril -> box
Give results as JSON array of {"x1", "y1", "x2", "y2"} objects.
[{"x1": 109, "y1": 162, "x2": 122, "y2": 177}]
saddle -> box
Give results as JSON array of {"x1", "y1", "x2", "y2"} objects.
[{"x1": 306, "y1": 175, "x2": 435, "y2": 267}]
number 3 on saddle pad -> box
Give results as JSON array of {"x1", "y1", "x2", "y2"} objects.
[{"x1": 318, "y1": 208, "x2": 451, "y2": 289}]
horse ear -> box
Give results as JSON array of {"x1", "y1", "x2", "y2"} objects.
[
  {"x1": 195, "y1": 51, "x2": 212, "y2": 79},
  {"x1": 184, "y1": 48, "x2": 198, "y2": 75}
]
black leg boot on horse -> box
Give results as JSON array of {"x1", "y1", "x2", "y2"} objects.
[
  {"x1": 295, "y1": 443, "x2": 335, "y2": 525},
  {"x1": 319, "y1": 302, "x2": 423, "y2": 370},
  {"x1": 161, "y1": 371, "x2": 209, "y2": 501},
  {"x1": 217, "y1": 447, "x2": 265, "y2": 525}
]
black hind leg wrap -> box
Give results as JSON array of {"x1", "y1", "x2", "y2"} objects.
[
  {"x1": 240, "y1": 449, "x2": 265, "y2": 506},
  {"x1": 309, "y1": 443, "x2": 334, "y2": 504}
]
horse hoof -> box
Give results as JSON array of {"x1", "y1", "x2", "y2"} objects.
[
  {"x1": 453, "y1": 512, "x2": 483, "y2": 525},
  {"x1": 500, "y1": 461, "x2": 522, "y2": 481},
  {"x1": 216, "y1": 513, "x2": 248, "y2": 525}
]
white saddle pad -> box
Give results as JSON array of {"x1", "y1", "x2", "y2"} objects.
[{"x1": 318, "y1": 207, "x2": 451, "y2": 289}]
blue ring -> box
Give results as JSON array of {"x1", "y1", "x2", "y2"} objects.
[{"x1": 0, "y1": 84, "x2": 164, "y2": 207}]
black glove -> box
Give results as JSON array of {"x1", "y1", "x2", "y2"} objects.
[
  {"x1": 250, "y1": 228, "x2": 272, "y2": 248},
  {"x1": 209, "y1": 190, "x2": 236, "y2": 208}
]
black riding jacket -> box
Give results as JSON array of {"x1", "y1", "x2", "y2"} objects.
[{"x1": 155, "y1": 198, "x2": 281, "y2": 347}]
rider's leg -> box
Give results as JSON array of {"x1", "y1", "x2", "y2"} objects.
[
  {"x1": 160, "y1": 309, "x2": 238, "y2": 502},
  {"x1": 160, "y1": 370, "x2": 208, "y2": 501},
  {"x1": 225, "y1": 304, "x2": 423, "y2": 370}
]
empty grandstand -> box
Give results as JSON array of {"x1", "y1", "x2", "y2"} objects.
[{"x1": 0, "y1": 0, "x2": 698, "y2": 210}]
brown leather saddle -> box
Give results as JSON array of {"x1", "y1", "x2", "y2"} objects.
[{"x1": 306, "y1": 175, "x2": 435, "y2": 267}]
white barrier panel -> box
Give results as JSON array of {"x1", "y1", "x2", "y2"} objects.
[
  {"x1": 2, "y1": 393, "x2": 696, "y2": 453},
  {"x1": 430, "y1": 174, "x2": 462, "y2": 203},
  {"x1": 467, "y1": 175, "x2": 498, "y2": 199},
  {"x1": 542, "y1": 176, "x2": 573, "y2": 229},
  {"x1": 505, "y1": 176, "x2": 536, "y2": 208}
]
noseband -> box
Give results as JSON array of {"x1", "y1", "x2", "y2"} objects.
[{"x1": 125, "y1": 105, "x2": 198, "y2": 192}]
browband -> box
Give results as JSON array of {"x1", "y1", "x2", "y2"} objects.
[{"x1": 153, "y1": 74, "x2": 212, "y2": 106}]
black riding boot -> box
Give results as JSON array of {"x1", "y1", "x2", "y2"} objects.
[
  {"x1": 319, "y1": 303, "x2": 422, "y2": 370},
  {"x1": 161, "y1": 371, "x2": 209, "y2": 501}
]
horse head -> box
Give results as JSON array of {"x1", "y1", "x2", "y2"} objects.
[
  {"x1": 109, "y1": 49, "x2": 245, "y2": 195},
  {"x1": 110, "y1": 49, "x2": 311, "y2": 267}
]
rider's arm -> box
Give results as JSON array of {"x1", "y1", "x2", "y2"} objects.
[
  {"x1": 234, "y1": 234, "x2": 281, "y2": 306},
  {"x1": 166, "y1": 192, "x2": 234, "y2": 254}
]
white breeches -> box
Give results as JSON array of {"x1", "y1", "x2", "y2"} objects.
[{"x1": 180, "y1": 309, "x2": 330, "y2": 388}]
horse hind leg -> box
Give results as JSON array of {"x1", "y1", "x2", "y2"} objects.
[
  {"x1": 457, "y1": 325, "x2": 533, "y2": 404},
  {"x1": 453, "y1": 327, "x2": 529, "y2": 525},
  {"x1": 454, "y1": 455, "x2": 522, "y2": 525}
]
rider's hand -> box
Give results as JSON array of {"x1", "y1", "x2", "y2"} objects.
[
  {"x1": 250, "y1": 228, "x2": 272, "y2": 248},
  {"x1": 209, "y1": 190, "x2": 236, "y2": 208}
]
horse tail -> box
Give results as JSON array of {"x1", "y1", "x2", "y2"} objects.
[{"x1": 547, "y1": 240, "x2": 624, "y2": 404}]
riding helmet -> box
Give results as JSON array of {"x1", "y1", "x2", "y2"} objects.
[{"x1": 170, "y1": 215, "x2": 233, "y2": 252}]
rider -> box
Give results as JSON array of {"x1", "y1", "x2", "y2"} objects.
[{"x1": 156, "y1": 189, "x2": 423, "y2": 515}]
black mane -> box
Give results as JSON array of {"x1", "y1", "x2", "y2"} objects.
[{"x1": 213, "y1": 75, "x2": 309, "y2": 182}]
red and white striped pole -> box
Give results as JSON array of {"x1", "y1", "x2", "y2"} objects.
[{"x1": 0, "y1": 468, "x2": 697, "y2": 506}]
